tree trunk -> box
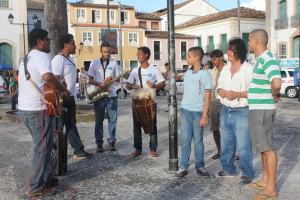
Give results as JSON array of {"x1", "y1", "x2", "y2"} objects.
[{"x1": 44, "y1": 0, "x2": 68, "y2": 58}]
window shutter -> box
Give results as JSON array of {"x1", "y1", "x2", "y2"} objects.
[
  {"x1": 280, "y1": 0, "x2": 287, "y2": 18},
  {"x1": 221, "y1": 34, "x2": 227, "y2": 52},
  {"x1": 242, "y1": 33, "x2": 249, "y2": 52},
  {"x1": 139, "y1": 21, "x2": 147, "y2": 28},
  {"x1": 151, "y1": 22, "x2": 159, "y2": 30},
  {"x1": 294, "y1": 36, "x2": 300, "y2": 58},
  {"x1": 198, "y1": 38, "x2": 202, "y2": 47},
  {"x1": 297, "y1": 0, "x2": 300, "y2": 15}
]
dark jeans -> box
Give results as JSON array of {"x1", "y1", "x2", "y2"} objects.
[
  {"x1": 94, "y1": 97, "x2": 118, "y2": 145},
  {"x1": 132, "y1": 104, "x2": 157, "y2": 152},
  {"x1": 52, "y1": 96, "x2": 85, "y2": 155},
  {"x1": 19, "y1": 110, "x2": 53, "y2": 192},
  {"x1": 11, "y1": 97, "x2": 18, "y2": 110}
]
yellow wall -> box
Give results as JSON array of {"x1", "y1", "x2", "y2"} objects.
[{"x1": 69, "y1": 4, "x2": 144, "y2": 71}]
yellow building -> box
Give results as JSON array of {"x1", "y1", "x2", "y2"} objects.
[{"x1": 67, "y1": 0, "x2": 145, "y2": 71}]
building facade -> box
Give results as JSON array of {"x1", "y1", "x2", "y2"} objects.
[
  {"x1": 266, "y1": 0, "x2": 299, "y2": 68},
  {"x1": 0, "y1": 0, "x2": 28, "y2": 70},
  {"x1": 67, "y1": 0, "x2": 145, "y2": 71},
  {"x1": 176, "y1": 7, "x2": 266, "y2": 64},
  {"x1": 27, "y1": 0, "x2": 44, "y2": 33}
]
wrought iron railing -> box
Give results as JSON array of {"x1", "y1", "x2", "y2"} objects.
[
  {"x1": 275, "y1": 18, "x2": 289, "y2": 29},
  {"x1": 291, "y1": 15, "x2": 300, "y2": 27}
]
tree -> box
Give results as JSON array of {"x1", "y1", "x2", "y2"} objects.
[{"x1": 44, "y1": 0, "x2": 68, "y2": 58}]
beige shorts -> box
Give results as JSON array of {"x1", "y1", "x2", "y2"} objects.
[
  {"x1": 209, "y1": 103, "x2": 223, "y2": 131},
  {"x1": 249, "y1": 109, "x2": 276, "y2": 152}
]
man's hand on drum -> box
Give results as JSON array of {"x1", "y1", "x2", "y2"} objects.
[
  {"x1": 146, "y1": 81, "x2": 154, "y2": 88},
  {"x1": 199, "y1": 117, "x2": 207, "y2": 127}
]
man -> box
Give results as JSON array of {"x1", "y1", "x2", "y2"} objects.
[
  {"x1": 247, "y1": 29, "x2": 281, "y2": 199},
  {"x1": 52, "y1": 33, "x2": 93, "y2": 159},
  {"x1": 11, "y1": 84, "x2": 18, "y2": 110},
  {"x1": 126, "y1": 47, "x2": 165, "y2": 157},
  {"x1": 88, "y1": 42, "x2": 121, "y2": 152},
  {"x1": 78, "y1": 67, "x2": 87, "y2": 99},
  {"x1": 18, "y1": 29, "x2": 70, "y2": 197},
  {"x1": 214, "y1": 38, "x2": 255, "y2": 185},
  {"x1": 209, "y1": 50, "x2": 225, "y2": 159}
]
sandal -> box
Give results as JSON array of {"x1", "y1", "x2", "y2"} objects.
[
  {"x1": 150, "y1": 151, "x2": 159, "y2": 157},
  {"x1": 130, "y1": 151, "x2": 141, "y2": 157},
  {"x1": 249, "y1": 183, "x2": 266, "y2": 189},
  {"x1": 252, "y1": 193, "x2": 277, "y2": 199},
  {"x1": 212, "y1": 154, "x2": 220, "y2": 159}
]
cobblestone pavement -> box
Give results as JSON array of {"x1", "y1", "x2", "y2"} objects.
[{"x1": 0, "y1": 95, "x2": 300, "y2": 200}]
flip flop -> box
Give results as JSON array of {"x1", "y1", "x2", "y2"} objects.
[
  {"x1": 249, "y1": 183, "x2": 266, "y2": 189},
  {"x1": 252, "y1": 194, "x2": 277, "y2": 199},
  {"x1": 212, "y1": 154, "x2": 220, "y2": 159}
]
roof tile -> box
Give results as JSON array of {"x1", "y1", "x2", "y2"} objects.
[
  {"x1": 27, "y1": 0, "x2": 44, "y2": 10},
  {"x1": 135, "y1": 12, "x2": 162, "y2": 20}
]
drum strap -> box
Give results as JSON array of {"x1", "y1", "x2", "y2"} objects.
[{"x1": 138, "y1": 67, "x2": 143, "y2": 88}]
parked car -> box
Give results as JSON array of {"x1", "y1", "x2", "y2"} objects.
[
  {"x1": 280, "y1": 68, "x2": 298, "y2": 98},
  {"x1": 0, "y1": 75, "x2": 8, "y2": 100}
]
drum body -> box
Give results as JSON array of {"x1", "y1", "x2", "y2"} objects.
[{"x1": 132, "y1": 98, "x2": 155, "y2": 134}]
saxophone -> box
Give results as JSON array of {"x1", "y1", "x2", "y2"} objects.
[{"x1": 85, "y1": 70, "x2": 128, "y2": 104}]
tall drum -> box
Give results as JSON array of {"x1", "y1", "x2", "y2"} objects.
[{"x1": 130, "y1": 88, "x2": 156, "y2": 134}]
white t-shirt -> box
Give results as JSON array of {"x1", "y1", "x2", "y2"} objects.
[
  {"x1": 88, "y1": 58, "x2": 121, "y2": 97},
  {"x1": 51, "y1": 54, "x2": 77, "y2": 97},
  {"x1": 127, "y1": 65, "x2": 165, "y2": 88},
  {"x1": 18, "y1": 49, "x2": 53, "y2": 111}
]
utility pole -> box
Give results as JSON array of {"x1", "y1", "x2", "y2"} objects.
[
  {"x1": 107, "y1": 0, "x2": 110, "y2": 43},
  {"x1": 44, "y1": 0, "x2": 68, "y2": 58},
  {"x1": 118, "y1": 2, "x2": 125, "y2": 99},
  {"x1": 167, "y1": 0, "x2": 178, "y2": 172},
  {"x1": 237, "y1": 0, "x2": 241, "y2": 38}
]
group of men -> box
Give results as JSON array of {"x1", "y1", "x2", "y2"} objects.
[
  {"x1": 173, "y1": 29, "x2": 281, "y2": 200},
  {"x1": 19, "y1": 28, "x2": 280, "y2": 199}
]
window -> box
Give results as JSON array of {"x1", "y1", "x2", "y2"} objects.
[
  {"x1": 183, "y1": 65, "x2": 189, "y2": 69},
  {"x1": 130, "y1": 60, "x2": 138, "y2": 70},
  {"x1": 198, "y1": 38, "x2": 202, "y2": 48},
  {"x1": 278, "y1": 43, "x2": 286, "y2": 59},
  {"x1": 294, "y1": 36, "x2": 300, "y2": 58},
  {"x1": 139, "y1": 21, "x2": 147, "y2": 28},
  {"x1": 92, "y1": 10, "x2": 101, "y2": 23},
  {"x1": 221, "y1": 34, "x2": 227, "y2": 52},
  {"x1": 151, "y1": 22, "x2": 159, "y2": 30},
  {"x1": 288, "y1": 71, "x2": 294, "y2": 77},
  {"x1": 281, "y1": 71, "x2": 287, "y2": 78},
  {"x1": 98, "y1": 31, "x2": 102, "y2": 46},
  {"x1": 129, "y1": 33, "x2": 138, "y2": 47},
  {"x1": 242, "y1": 33, "x2": 250, "y2": 52},
  {"x1": 208, "y1": 36, "x2": 214, "y2": 52},
  {"x1": 83, "y1": 61, "x2": 92, "y2": 71},
  {"x1": 34, "y1": 20, "x2": 41, "y2": 29},
  {"x1": 0, "y1": 0, "x2": 9, "y2": 8},
  {"x1": 154, "y1": 41, "x2": 161, "y2": 60},
  {"x1": 107, "y1": 10, "x2": 116, "y2": 24},
  {"x1": 181, "y1": 42, "x2": 187, "y2": 60},
  {"x1": 82, "y1": 31, "x2": 93, "y2": 46},
  {"x1": 280, "y1": 0, "x2": 287, "y2": 19},
  {"x1": 77, "y1": 8, "x2": 86, "y2": 23},
  {"x1": 121, "y1": 11, "x2": 129, "y2": 24}
]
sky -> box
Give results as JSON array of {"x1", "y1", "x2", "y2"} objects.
[{"x1": 68, "y1": 0, "x2": 266, "y2": 12}]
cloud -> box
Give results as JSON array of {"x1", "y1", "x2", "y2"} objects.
[{"x1": 241, "y1": 0, "x2": 265, "y2": 11}]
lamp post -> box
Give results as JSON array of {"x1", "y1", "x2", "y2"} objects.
[
  {"x1": 78, "y1": 41, "x2": 84, "y2": 55},
  {"x1": 8, "y1": 13, "x2": 38, "y2": 58},
  {"x1": 118, "y1": 2, "x2": 125, "y2": 99}
]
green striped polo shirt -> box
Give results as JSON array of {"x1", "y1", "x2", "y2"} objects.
[{"x1": 248, "y1": 50, "x2": 281, "y2": 110}]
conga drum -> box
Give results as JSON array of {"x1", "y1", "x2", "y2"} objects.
[{"x1": 130, "y1": 88, "x2": 156, "y2": 134}]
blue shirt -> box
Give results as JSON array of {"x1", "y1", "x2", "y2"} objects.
[{"x1": 181, "y1": 69, "x2": 212, "y2": 112}]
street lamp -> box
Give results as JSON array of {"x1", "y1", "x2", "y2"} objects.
[
  {"x1": 8, "y1": 13, "x2": 39, "y2": 57},
  {"x1": 79, "y1": 42, "x2": 84, "y2": 55}
]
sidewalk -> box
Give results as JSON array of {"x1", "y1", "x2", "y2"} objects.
[{"x1": 0, "y1": 95, "x2": 299, "y2": 200}]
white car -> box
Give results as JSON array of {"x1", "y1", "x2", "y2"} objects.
[
  {"x1": 280, "y1": 68, "x2": 298, "y2": 98},
  {"x1": 0, "y1": 75, "x2": 8, "y2": 100}
]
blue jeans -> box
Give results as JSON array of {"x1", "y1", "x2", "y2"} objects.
[
  {"x1": 220, "y1": 106, "x2": 255, "y2": 178},
  {"x1": 19, "y1": 110, "x2": 53, "y2": 192},
  {"x1": 180, "y1": 108, "x2": 205, "y2": 170},
  {"x1": 11, "y1": 97, "x2": 18, "y2": 110},
  {"x1": 94, "y1": 97, "x2": 118, "y2": 145},
  {"x1": 52, "y1": 96, "x2": 85, "y2": 155}
]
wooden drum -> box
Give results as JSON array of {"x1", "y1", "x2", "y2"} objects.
[{"x1": 130, "y1": 88, "x2": 156, "y2": 134}]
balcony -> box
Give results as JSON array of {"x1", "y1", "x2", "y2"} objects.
[
  {"x1": 154, "y1": 51, "x2": 161, "y2": 60},
  {"x1": 291, "y1": 15, "x2": 300, "y2": 27},
  {"x1": 181, "y1": 52, "x2": 187, "y2": 60},
  {"x1": 275, "y1": 18, "x2": 289, "y2": 30}
]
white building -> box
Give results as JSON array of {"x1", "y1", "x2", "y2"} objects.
[
  {"x1": 266, "y1": 0, "x2": 299, "y2": 68},
  {"x1": 154, "y1": 0, "x2": 219, "y2": 31},
  {"x1": 175, "y1": 7, "x2": 266, "y2": 64},
  {"x1": 27, "y1": 0, "x2": 44, "y2": 33},
  {"x1": 0, "y1": 0, "x2": 28, "y2": 70}
]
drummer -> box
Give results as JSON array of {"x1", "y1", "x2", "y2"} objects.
[{"x1": 126, "y1": 47, "x2": 165, "y2": 158}]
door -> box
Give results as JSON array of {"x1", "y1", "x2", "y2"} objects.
[
  {"x1": 0, "y1": 43, "x2": 13, "y2": 68},
  {"x1": 242, "y1": 33, "x2": 250, "y2": 52},
  {"x1": 297, "y1": 0, "x2": 300, "y2": 15},
  {"x1": 294, "y1": 36, "x2": 300, "y2": 58},
  {"x1": 208, "y1": 36, "x2": 214, "y2": 52},
  {"x1": 154, "y1": 41, "x2": 160, "y2": 60},
  {"x1": 221, "y1": 34, "x2": 227, "y2": 52},
  {"x1": 130, "y1": 60, "x2": 138, "y2": 70},
  {"x1": 280, "y1": 0, "x2": 287, "y2": 19}
]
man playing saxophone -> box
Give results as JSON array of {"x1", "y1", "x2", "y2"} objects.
[{"x1": 88, "y1": 42, "x2": 121, "y2": 153}]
